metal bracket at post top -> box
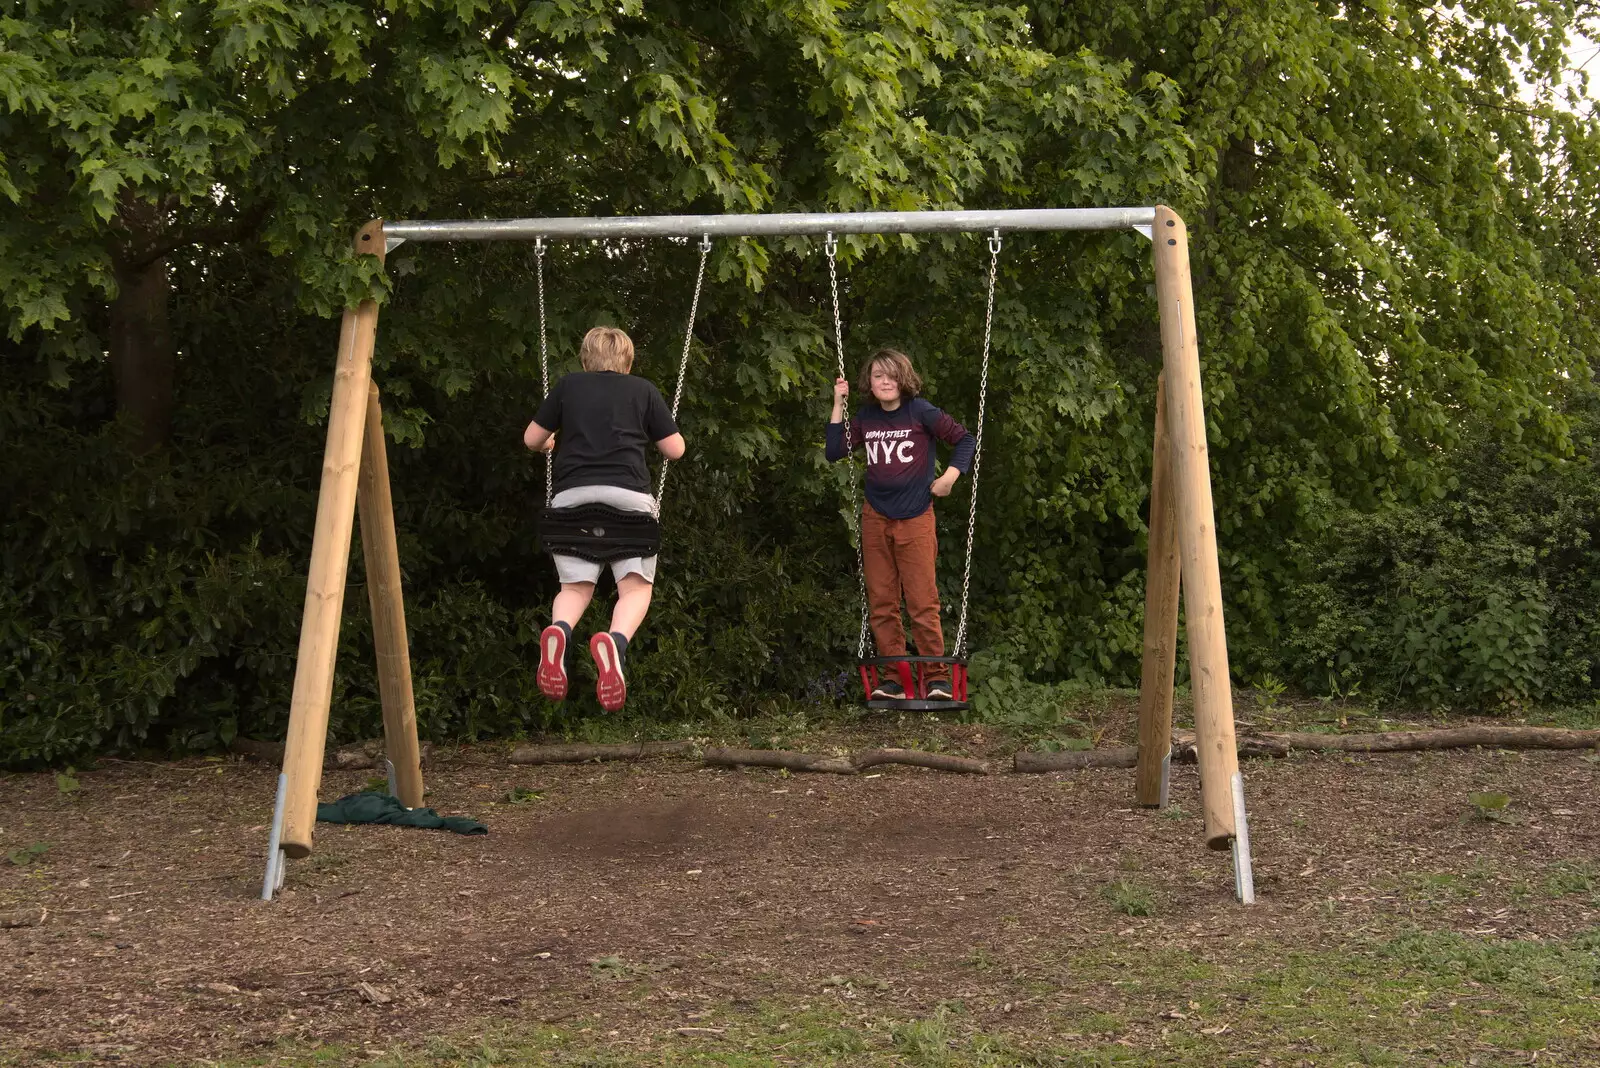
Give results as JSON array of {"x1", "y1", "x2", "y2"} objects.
[
  {"x1": 1133, "y1": 224, "x2": 1153, "y2": 241},
  {"x1": 261, "y1": 772, "x2": 289, "y2": 902},
  {"x1": 1231, "y1": 772, "x2": 1256, "y2": 905}
]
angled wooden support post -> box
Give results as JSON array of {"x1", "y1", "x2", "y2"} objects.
[
  {"x1": 358, "y1": 382, "x2": 424, "y2": 808},
  {"x1": 278, "y1": 220, "x2": 388, "y2": 859},
  {"x1": 1135, "y1": 374, "x2": 1181, "y2": 808},
  {"x1": 1150, "y1": 207, "x2": 1252, "y2": 900}
]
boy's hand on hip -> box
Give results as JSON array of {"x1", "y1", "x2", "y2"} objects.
[{"x1": 931, "y1": 469, "x2": 959, "y2": 497}]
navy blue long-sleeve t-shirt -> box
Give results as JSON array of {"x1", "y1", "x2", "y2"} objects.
[{"x1": 825, "y1": 397, "x2": 976, "y2": 519}]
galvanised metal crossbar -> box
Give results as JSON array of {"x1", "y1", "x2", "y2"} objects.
[{"x1": 382, "y1": 207, "x2": 1157, "y2": 243}]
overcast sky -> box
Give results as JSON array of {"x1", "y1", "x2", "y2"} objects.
[{"x1": 1564, "y1": 29, "x2": 1600, "y2": 113}]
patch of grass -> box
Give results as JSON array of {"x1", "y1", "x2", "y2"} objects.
[
  {"x1": 1542, "y1": 862, "x2": 1597, "y2": 899},
  {"x1": 4, "y1": 842, "x2": 50, "y2": 866},
  {"x1": 588, "y1": 954, "x2": 644, "y2": 982},
  {"x1": 961, "y1": 946, "x2": 996, "y2": 972},
  {"x1": 1101, "y1": 877, "x2": 1155, "y2": 917},
  {"x1": 193, "y1": 927, "x2": 1600, "y2": 1067},
  {"x1": 1526, "y1": 704, "x2": 1600, "y2": 730},
  {"x1": 1075, "y1": 1010, "x2": 1127, "y2": 1036},
  {"x1": 891, "y1": 1003, "x2": 955, "y2": 1065},
  {"x1": 1388, "y1": 870, "x2": 1477, "y2": 904},
  {"x1": 1019, "y1": 733, "x2": 1094, "y2": 754}
]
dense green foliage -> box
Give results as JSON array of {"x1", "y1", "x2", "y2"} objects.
[
  {"x1": 1276, "y1": 389, "x2": 1600, "y2": 707},
  {"x1": 4, "y1": 1, "x2": 1600, "y2": 764}
]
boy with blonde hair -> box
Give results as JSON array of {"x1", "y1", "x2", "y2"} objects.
[{"x1": 524, "y1": 326, "x2": 685, "y2": 711}]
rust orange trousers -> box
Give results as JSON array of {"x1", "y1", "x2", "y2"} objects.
[{"x1": 861, "y1": 504, "x2": 948, "y2": 681}]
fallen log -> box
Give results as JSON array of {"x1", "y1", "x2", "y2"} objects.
[
  {"x1": 1015, "y1": 725, "x2": 1600, "y2": 772},
  {"x1": 230, "y1": 738, "x2": 432, "y2": 771},
  {"x1": 507, "y1": 740, "x2": 693, "y2": 765},
  {"x1": 703, "y1": 747, "x2": 855, "y2": 774},
  {"x1": 704, "y1": 746, "x2": 989, "y2": 775},
  {"x1": 851, "y1": 748, "x2": 991, "y2": 774},
  {"x1": 1013, "y1": 748, "x2": 1138, "y2": 773},
  {"x1": 1246, "y1": 725, "x2": 1600, "y2": 754}
]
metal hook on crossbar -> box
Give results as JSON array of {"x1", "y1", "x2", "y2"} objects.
[
  {"x1": 988, "y1": 229, "x2": 1002, "y2": 255},
  {"x1": 699, "y1": 233, "x2": 712, "y2": 253},
  {"x1": 824, "y1": 231, "x2": 838, "y2": 258},
  {"x1": 534, "y1": 236, "x2": 545, "y2": 259}
]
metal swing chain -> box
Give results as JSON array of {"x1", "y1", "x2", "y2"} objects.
[
  {"x1": 534, "y1": 237, "x2": 553, "y2": 508},
  {"x1": 953, "y1": 229, "x2": 1001, "y2": 658},
  {"x1": 654, "y1": 234, "x2": 712, "y2": 518},
  {"x1": 826, "y1": 232, "x2": 873, "y2": 661}
]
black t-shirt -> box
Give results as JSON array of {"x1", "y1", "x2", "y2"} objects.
[{"x1": 533, "y1": 371, "x2": 677, "y2": 494}]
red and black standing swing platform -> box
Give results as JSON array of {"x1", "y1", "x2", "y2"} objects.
[{"x1": 859, "y1": 655, "x2": 970, "y2": 711}]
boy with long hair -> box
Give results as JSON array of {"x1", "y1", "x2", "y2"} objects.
[{"x1": 826, "y1": 348, "x2": 974, "y2": 699}]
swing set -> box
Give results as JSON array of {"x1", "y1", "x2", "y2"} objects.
[{"x1": 263, "y1": 207, "x2": 1254, "y2": 906}]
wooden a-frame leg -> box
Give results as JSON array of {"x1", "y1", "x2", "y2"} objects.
[
  {"x1": 358, "y1": 382, "x2": 424, "y2": 808},
  {"x1": 1135, "y1": 374, "x2": 1181, "y2": 808},
  {"x1": 1150, "y1": 207, "x2": 1248, "y2": 874},
  {"x1": 278, "y1": 220, "x2": 388, "y2": 859}
]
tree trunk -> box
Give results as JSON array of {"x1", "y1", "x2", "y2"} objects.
[
  {"x1": 109, "y1": 254, "x2": 175, "y2": 452},
  {"x1": 110, "y1": 197, "x2": 176, "y2": 453}
]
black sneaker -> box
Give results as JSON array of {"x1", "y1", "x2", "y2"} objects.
[
  {"x1": 926, "y1": 679, "x2": 954, "y2": 701},
  {"x1": 870, "y1": 678, "x2": 905, "y2": 700}
]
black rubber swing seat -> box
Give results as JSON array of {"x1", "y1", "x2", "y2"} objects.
[
  {"x1": 538, "y1": 502, "x2": 662, "y2": 562},
  {"x1": 858, "y1": 655, "x2": 970, "y2": 712}
]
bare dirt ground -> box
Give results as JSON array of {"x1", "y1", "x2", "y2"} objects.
[{"x1": 2, "y1": 714, "x2": 1598, "y2": 1065}]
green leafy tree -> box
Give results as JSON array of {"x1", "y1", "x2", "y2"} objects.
[
  {"x1": 1028, "y1": 0, "x2": 1600, "y2": 668},
  {"x1": 1, "y1": 0, "x2": 516, "y2": 449},
  {"x1": 5, "y1": 0, "x2": 1600, "y2": 766}
]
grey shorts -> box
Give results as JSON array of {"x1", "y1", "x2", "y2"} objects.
[{"x1": 548, "y1": 485, "x2": 659, "y2": 585}]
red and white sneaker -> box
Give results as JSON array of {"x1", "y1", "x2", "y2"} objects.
[
  {"x1": 589, "y1": 632, "x2": 627, "y2": 712},
  {"x1": 537, "y1": 625, "x2": 569, "y2": 701}
]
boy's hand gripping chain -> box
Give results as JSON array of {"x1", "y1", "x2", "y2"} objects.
[
  {"x1": 825, "y1": 233, "x2": 873, "y2": 660},
  {"x1": 952, "y1": 230, "x2": 1001, "y2": 658},
  {"x1": 654, "y1": 234, "x2": 712, "y2": 518}
]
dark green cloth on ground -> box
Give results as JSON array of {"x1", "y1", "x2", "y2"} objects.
[{"x1": 316, "y1": 791, "x2": 487, "y2": 835}]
